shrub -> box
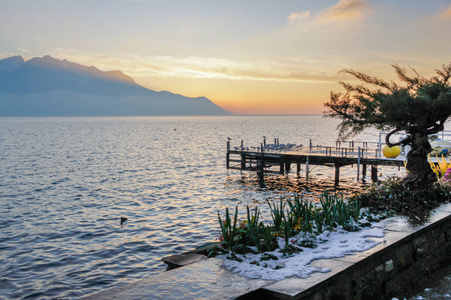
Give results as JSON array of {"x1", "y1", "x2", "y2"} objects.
[{"x1": 352, "y1": 177, "x2": 451, "y2": 221}]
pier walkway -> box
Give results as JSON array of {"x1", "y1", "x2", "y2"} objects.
[{"x1": 226, "y1": 139, "x2": 406, "y2": 185}]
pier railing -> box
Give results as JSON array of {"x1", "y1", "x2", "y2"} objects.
[
  {"x1": 229, "y1": 138, "x2": 400, "y2": 160},
  {"x1": 226, "y1": 137, "x2": 407, "y2": 185},
  {"x1": 226, "y1": 130, "x2": 451, "y2": 185},
  {"x1": 307, "y1": 142, "x2": 384, "y2": 160}
]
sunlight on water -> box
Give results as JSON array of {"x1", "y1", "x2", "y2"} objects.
[{"x1": 0, "y1": 115, "x2": 417, "y2": 299}]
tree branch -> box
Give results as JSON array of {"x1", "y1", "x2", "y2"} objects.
[
  {"x1": 386, "y1": 127, "x2": 410, "y2": 147},
  {"x1": 426, "y1": 119, "x2": 445, "y2": 135}
]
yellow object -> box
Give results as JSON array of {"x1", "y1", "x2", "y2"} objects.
[
  {"x1": 383, "y1": 145, "x2": 401, "y2": 158},
  {"x1": 428, "y1": 154, "x2": 451, "y2": 178},
  {"x1": 438, "y1": 155, "x2": 450, "y2": 174}
]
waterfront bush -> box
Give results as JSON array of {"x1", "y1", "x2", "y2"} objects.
[{"x1": 352, "y1": 177, "x2": 451, "y2": 221}]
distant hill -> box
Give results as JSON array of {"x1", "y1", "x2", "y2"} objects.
[{"x1": 0, "y1": 55, "x2": 230, "y2": 116}]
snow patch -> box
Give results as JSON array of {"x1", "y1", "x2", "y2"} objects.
[{"x1": 219, "y1": 224, "x2": 385, "y2": 281}]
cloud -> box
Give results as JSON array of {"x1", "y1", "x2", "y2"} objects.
[
  {"x1": 17, "y1": 48, "x2": 30, "y2": 53},
  {"x1": 49, "y1": 50, "x2": 342, "y2": 84},
  {"x1": 438, "y1": 4, "x2": 451, "y2": 19},
  {"x1": 287, "y1": 11, "x2": 310, "y2": 22},
  {"x1": 316, "y1": 0, "x2": 371, "y2": 23},
  {"x1": 131, "y1": 56, "x2": 343, "y2": 83}
]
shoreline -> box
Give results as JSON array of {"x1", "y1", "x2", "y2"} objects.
[{"x1": 85, "y1": 202, "x2": 451, "y2": 299}]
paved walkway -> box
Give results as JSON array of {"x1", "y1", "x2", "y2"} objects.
[{"x1": 83, "y1": 258, "x2": 272, "y2": 300}]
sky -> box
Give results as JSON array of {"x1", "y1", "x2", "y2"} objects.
[{"x1": 1, "y1": 0, "x2": 451, "y2": 115}]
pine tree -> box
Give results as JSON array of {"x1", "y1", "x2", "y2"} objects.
[{"x1": 325, "y1": 63, "x2": 451, "y2": 186}]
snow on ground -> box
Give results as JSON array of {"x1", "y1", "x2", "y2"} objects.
[{"x1": 218, "y1": 223, "x2": 385, "y2": 281}]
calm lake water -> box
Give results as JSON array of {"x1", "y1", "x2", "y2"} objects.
[{"x1": 0, "y1": 115, "x2": 405, "y2": 299}]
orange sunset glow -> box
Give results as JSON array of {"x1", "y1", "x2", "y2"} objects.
[{"x1": 1, "y1": 0, "x2": 451, "y2": 114}]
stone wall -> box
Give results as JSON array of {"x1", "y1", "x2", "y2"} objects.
[{"x1": 247, "y1": 214, "x2": 451, "y2": 299}]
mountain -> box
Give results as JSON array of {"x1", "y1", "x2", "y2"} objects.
[
  {"x1": 0, "y1": 55, "x2": 230, "y2": 117},
  {"x1": 0, "y1": 55, "x2": 24, "y2": 72}
]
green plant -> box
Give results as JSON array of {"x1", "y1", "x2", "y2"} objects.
[
  {"x1": 319, "y1": 190, "x2": 338, "y2": 229},
  {"x1": 282, "y1": 214, "x2": 291, "y2": 248},
  {"x1": 349, "y1": 198, "x2": 361, "y2": 222},
  {"x1": 301, "y1": 200, "x2": 315, "y2": 233},
  {"x1": 218, "y1": 206, "x2": 239, "y2": 251},
  {"x1": 286, "y1": 194, "x2": 306, "y2": 224},
  {"x1": 261, "y1": 224, "x2": 277, "y2": 252},
  {"x1": 286, "y1": 194, "x2": 314, "y2": 233},
  {"x1": 353, "y1": 177, "x2": 451, "y2": 221},
  {"x1": 216, "y1": 190, "x2": 367, "y2": 259},
  {"x1": 336, "y1": 195, "x2": 351, "y2": 226},
  {"x1": 313, "y1": 207, "x2": 324, "y2": 234},
  {"x1": 246, "y1": 206, "x2": 262, "y2": 253},
  {"x1": 266, "y1": 198, "x2": 285, "y2": 232},
  {"x1": 284, "y1": 208, "x2": 296, "y2": 230}
]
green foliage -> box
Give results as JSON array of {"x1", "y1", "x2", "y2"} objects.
[
  {"x1": 315, "y1": 191, "x2": 362, "y2": 230},
  {"x1": 266, "y1": 198, "x2": 284, "y2": 232},
  {"x1": 319, "y1": 191, "x2": 339, "y2": 229},
  {"x1": 217, "y1": 207, "x2": 238, "y2": 251},
  {"x1": 246, "y1": 206, "x2": 262, "y2": 253},
  {"x1": 353, "y1": 177, "x2": 451, "y2": 220},
  {"x1": 215, "y1": 191, "x2": 364, "y2": 257},
  {"x1": 286, "y1": 194, "x2": 314, "y2": 233},
  {"x1": 282, "y1": 214, "x2": 291, "y2": 248},
  {"x1": 261, "y1": 224, "x2": 277, "y2": 252},
  {"x1": 213, "y1": 177, "x2": 451, "y2": 260},
  {"x1": 324, "y1": 63, "x2": 451, "y2": 140},
  {"x1": 326, "y1": 64, "x2": 451, "y2": 186}
]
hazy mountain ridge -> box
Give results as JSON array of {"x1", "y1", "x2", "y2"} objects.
[
  {"x1": 0, "y1": 55, "x2": 229, "y2": 116},
  {"x1": 0, "y1": 55, "x2": 25, "y2": 72}
]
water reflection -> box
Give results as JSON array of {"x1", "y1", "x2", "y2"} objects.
[{"x1": 225, "y1": 171, "x2": 366, "y2": 203}]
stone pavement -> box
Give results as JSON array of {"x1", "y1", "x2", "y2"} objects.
[{"x1": 83, "y1": 258, "x2": 272, "y2": 300}]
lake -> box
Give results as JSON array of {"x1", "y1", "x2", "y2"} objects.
[{"x1": 0, "y1": 115, "x2": 405, "y2": 299}]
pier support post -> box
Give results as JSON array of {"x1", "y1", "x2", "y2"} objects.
[
  {"x1": 285, "y1": 162, "x2": 291, "y2": 173},
  {"x1": 305, "y1": 157, "x2": 310, "y2": 180},
  {"x1": 334, "y1": 164, "x2": 340, "y2": 186},
  {"x1": 241, "y1": 153, "x2": 246, "y2": 170},
  {"x1": 371, "y1": 165, "x2": 378, "y2": 182},
  {"x1": 357, "y1": 147, "x2": 361, "y2": 181},
  {"x1": 226, "y1": 141, "x2": 230, "y2": 169},
  {"x1": 279, "y1": 156, "x2": 285, "y2": 174},
  {"x1": 258, "y1": 145, "x2": 264, "y2": 182},
  {"x1": 296, "y1": 161, "x2": 301, "y2": 175},
  {"x1": 362, "y1": 164, "x2": 367, "y2": 181}
]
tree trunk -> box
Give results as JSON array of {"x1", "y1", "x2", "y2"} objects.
[{"x1": 403, "y1": 131, "x2": 436, "y2": 186}]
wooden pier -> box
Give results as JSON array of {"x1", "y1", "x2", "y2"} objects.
[{"x1": 226, "y1": 139, "x2": 406, "y2": 186}]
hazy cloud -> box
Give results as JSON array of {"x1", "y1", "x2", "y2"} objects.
[
  {"x1": 131, "y1": 56, "x2": 342, "y2": 83},
  {"x1": 316, "y1": 0, "x2": 371, "y2": 23},
  {"x1": 438, "y1": 4, "x2": 451, "y2": 19},
  {"x1": 17, "y1": 48, "x2": 30, "y2": 53},
  {"x1": 49, "y1": 50, "x2": 341, "y2": 84},
  {"x1": 287, "y1": 11, "x2": 310, "y2": 22}
]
